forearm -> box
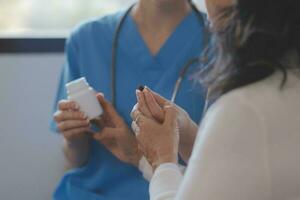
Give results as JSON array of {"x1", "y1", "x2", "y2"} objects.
[
  {"x1": 63, "y1": 135, "x2": 91, "y2": 168},
  {"x1": 178, "y1": 120, "x2": 198, "y2": 163}
]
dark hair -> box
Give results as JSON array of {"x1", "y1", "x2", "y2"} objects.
[{"x1": 198, "y1": 0, "x2": 300, "y2": 100}]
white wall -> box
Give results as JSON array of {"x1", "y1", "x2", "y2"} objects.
[{"x1": 0, "y1": 54, "x2": 65, "y2": 200}]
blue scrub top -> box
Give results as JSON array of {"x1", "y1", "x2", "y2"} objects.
[{"x1": 50, "y1": 8, "x2": 206, "y2": 200}]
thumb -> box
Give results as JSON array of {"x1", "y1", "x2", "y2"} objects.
[
  {"x1": 163, "y1": 103, "x2": 177, "y2": 127},
  {"x1": 96, "y1": 93, "x2": 106, "y2": 108},
  {"x1": 96, "y1": 93, "x2": 123, "y2": 126}
]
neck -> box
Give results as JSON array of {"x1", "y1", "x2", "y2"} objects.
[{"x1": 132, "y1": 0, "x2": 191, "y2": 32}]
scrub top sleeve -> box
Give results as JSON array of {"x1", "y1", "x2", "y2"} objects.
[{"x1": 49, "y1": 35, "x2": 81, "y2": 133}]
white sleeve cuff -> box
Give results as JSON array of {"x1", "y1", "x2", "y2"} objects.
[
  {"x1": 138, "y1": 156, "x2": 154, "y2": 181},
  {"x1": 138, "y1": 156, "x2": 186, "y2": 182},
  {"x1": 150, "y1": 163, "x2": 183, "y2": 200}
]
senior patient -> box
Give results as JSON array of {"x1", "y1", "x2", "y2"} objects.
[{"x1": 131, "y1": 0, "x2": 300, "y2": 199}]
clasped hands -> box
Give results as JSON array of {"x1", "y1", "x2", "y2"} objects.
[
  {"x1": 130, "y1": 87, "x2": 178, "y2": 170},
  {"x1": 91, "y1": 86, "x2": 196, "y2": 170},
  {"x1": 54, "y1": 86, "x2": 196, "y2": 170}
]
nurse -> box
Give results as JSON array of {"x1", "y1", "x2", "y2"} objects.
[{"x1": 51, "y1": 0, "x2": 207, "y2": 199}]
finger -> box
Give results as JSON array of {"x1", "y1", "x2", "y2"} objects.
[
  {"x1": 57, "y1": 119, "x2": 90, "y2": 132},
  {"x1": 96, "y1": 93, "x2": 124, "y2": 126},
  {"x1": 130, "y1": 103, "x2": 139, "y2": 119},
  {"x1": 54, "y1": 110, "x2": 87, "y2": 122},
  {"x1": 163, "y1": 103, "x2": 177, "y2": 126},
  {"x1": 131, "y1": 121, "x2": 140, "y2": 136},
  {"x1": 131, "y1": 108, "x2": 142, "y2": 122},
  {"x1": 144, "y1": 87, "x2": 168, "y2": 106},
  {"x1": 58, "y1": 100, "x2": 79, "y2": 111},
  {"x1": 63, "y1": 127, "x2": 90, "y2": 139},
  {"x1": 136, "y1": 134, "x2": 149, "y2": 156},
  {"x1": 136, "y1": 114, "x2": 157, "y2": 130},
  {"x1": 136, "y1": 134, "x2": 145, "y2": 152},
  {"x1": 136, "y1": 90, "x2": 152, "y2": 117},
  {"x1": 144, "y1": 89, "x2": 165, "y2": 122}
]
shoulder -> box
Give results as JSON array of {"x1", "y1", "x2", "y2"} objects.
[
  {"x1": 202, "y1": 72, "x2": 291, "y2": 134},
  {"x1": 211, "y1": 71, "x2": 288, "y2": 114},
  {"x1": 66, "y1": 10, "x2": 127, "y2": 46}
]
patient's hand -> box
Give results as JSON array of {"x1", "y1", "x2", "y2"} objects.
[
  {"x1": 54, "y1": 100, "x2": 91, "y2": 167},
  {"x1": 131, "y1": 103, "x2": 179, "y2": 170},
  {"x1": 131, "y1": 87, "x2": 199, "y2": 162}
]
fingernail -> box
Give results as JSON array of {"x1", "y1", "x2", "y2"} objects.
[
  {"x1": 136, "y1": 90, "x2": 141, "y2": 98},
  {"x1": 144, "y1": 89, "x2": 150, "y2": 97},
  {"x1": 137, "y1": 85, "x2": 145, "y2": 92}
]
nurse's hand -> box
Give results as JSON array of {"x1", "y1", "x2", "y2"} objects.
[
  {"x1": 91, "y1": 94, "x2": 142, "y2": 166},
  {"x1": 133, "y1": 87, "x2": 198, "y2": 162},
  {"x1": 54, "y1": 100, "x2": 91, "y2": 167},
  {"x1": 54, "y1": 100, "x2": 91, "y2": 142},
  {"x1": 132, "y1": 103, "x2": 179, "y2": 170}
]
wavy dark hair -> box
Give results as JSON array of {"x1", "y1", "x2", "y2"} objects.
[{"x1": 198, "y1": 0, "x2": 300, "y2": 100}]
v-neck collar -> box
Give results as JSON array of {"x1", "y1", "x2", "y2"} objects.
[
  {"x1": 154, "y1": 11, "x2": 204, "y2": 68},
  {"x1": 118, "y1": 10, "x2": 203, "y2": 70},
  {"x1": 130, "y1": 11, "x2": 194, "y2": 58}
]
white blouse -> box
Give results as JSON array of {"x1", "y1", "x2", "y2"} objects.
[{"x1": 148, "y1": 71, "x2": 300, "y2": 200}]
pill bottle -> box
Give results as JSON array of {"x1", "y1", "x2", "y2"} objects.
[{"x1": 66, "y1": 77, "x2": 103, "y2": 120}]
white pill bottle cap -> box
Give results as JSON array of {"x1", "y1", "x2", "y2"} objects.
[
  {"x1": 66, "y1": 77, "x2": 89, "y2": 94},
  {"x1": 66, "y1": 77, "x2": 103, "y2": 120}
]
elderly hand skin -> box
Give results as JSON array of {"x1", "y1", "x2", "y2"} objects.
[
  {"x1": 132, "y1": 87, "x2": 198, "y2": 162},
  {"x1": 133, "y1": 103, "x2": 179, "y2": 170}
]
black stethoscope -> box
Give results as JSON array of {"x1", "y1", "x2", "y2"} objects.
[{"x1": 111, "y1": 2, "x2": 209, "y2": 113}]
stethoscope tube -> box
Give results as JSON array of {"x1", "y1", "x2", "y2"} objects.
[
  {"x1": 111, "y1": 5, "x2": 135, "y2": 107},
  {"x1": 110, "y1": 2, "x2": 208, "y2": 112},
  {"x1": 171, "y1": 57, "x2": 200, "y2": 102}
]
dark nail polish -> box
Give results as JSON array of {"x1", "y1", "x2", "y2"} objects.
[{"x1": 137, "y1": 85, "x2": 145, "y2": 92}]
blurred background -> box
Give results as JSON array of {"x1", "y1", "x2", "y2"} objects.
[
  {"x1": 0, "y1": 0, "x2": 205, "y2": 199},
  {"x1": 0, "y1": 0, "x2": 205, "y2": 35},
  {"x1": 0, "y1": 0, "x2": 135, "y2": 36}
]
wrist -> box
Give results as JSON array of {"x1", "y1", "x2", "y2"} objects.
[
  {"x1": 152, "y1": 153, "x2": 177, "y2": 171},
  {"x1": 65, "y1": 134, "x2": 89, "y2": 149},
  {"x1": 177, "y1": 109, "x2": 193, "y2": 134},
  {"x1": 180, "y1": 119, "x2": 198, "y2": 142},
  {"x1": 186, "y1": 120, "x2": 198, "y2": 137}
]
